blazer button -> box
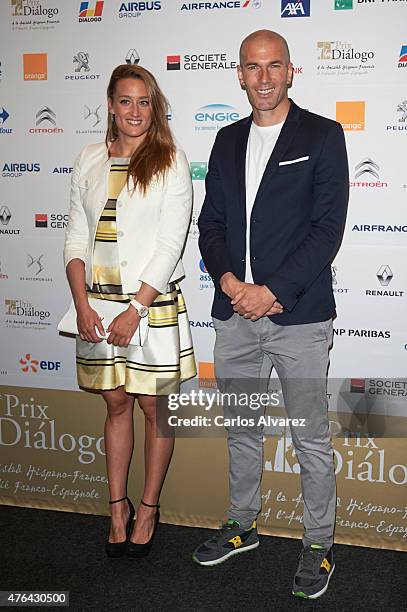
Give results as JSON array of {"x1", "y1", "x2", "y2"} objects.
[
  {"x1": 252, "y1": 256, "x2": 256, "y2": 261},
  {"x1": 241, "y1": 257, "x2": 245, "y2": 262},
  {"x1": 120, "y1": 260, "x2": 127, "y2": 267}
]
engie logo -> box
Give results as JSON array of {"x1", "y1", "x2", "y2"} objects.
[
  {"x1": 194, "y1": 104, "x2": 240, "y2": 132},
  {"x1": 281, "y1": 0, "x2": 310, "y2": 17},
  {"x1": 19, "y1": 353, "x2": 61, "y2": 373},
  {"x1": 336, "y1": 101, "x2": 365, "y2": 131},
  {"x1": 79, "y1": 0, "x2": 104, "y2": 21},
  {"x1": 23, "y1": 53, "x2": 47, "y2": 81}
]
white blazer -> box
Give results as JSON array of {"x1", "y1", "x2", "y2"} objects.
[{"x1": 64, "y1": 142, "x2": 192, "y2": 294}]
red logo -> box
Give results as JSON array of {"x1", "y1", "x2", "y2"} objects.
[{"x1": 20, "y1": 353, "x2": 39, "y2": 373}]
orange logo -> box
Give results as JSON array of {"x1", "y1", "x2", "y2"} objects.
[
  {"x1": 198, "y1": 362, "x2": 217, "y2": 389},
  {"x1": 336, "y1": 101, "x2": 365, "y2": 131},
  {"x1": 23, "y1": 53, "x2": 47, "y2": 81}
]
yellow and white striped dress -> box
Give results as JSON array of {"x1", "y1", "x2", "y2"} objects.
[{"x1": 76, "y1": 158, "x2": 196, "y2": 395}]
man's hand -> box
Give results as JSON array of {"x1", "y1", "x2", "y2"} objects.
[
  {"x1": 220, "y1": 272, "x2": 245, "y2": 299},
  {"x1": 76, "y1": 302, "x2": 105, "y2": 343},
  {"x1": 231, "y1": 284, "x2": 283, "y2": 321},
  {"x1": 106, "y1": 307, "x2": 140, "y2": 347}
]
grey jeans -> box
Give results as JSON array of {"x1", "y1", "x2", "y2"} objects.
[{"x1": 213, "y1": 313, "x2": 336, "y2": 548}]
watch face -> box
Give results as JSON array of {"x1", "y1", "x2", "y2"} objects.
[{"x1": 139, "y1": 305, "x2": 149, "y2": 318}]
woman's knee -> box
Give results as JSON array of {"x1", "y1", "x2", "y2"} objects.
[{"x1": 103, "y1": 388, "x2": 134, "y2": 417}]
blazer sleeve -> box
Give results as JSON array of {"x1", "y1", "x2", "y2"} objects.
[
  {"x1": 198, "y1": 134, "x2": 233, "y2": 287},
  {"x1": 63, "y1": 147, "x2": 90, "y2": 269},
  {"x1": 265, "y1": 122, "x2": 349, "y2": 311},
  {"x1": 138, "y1": 149, "x2": 192, "y2": 293}
]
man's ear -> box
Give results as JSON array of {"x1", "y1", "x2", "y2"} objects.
[
  {"x1": 287, "y1": 63, "x2": 294, "y2": 88},
  {"x1": 237, "y1": 65, "x2": 246, "y2": 90}
]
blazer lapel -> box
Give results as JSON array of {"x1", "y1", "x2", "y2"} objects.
[
  {"x1": 254, "y1": 100, "x2": 302, "y2": 204},
  {"x1": 235, "y1": 114, "x2": 252, "y2": 218}
]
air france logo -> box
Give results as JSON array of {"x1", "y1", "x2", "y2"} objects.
[{"x1": 281, "y1": 0, "x2": 310, "y2": 17}]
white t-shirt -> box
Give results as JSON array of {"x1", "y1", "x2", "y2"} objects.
[{"x1": 245, "y1": 120, "x2": 284, "y2": 283}]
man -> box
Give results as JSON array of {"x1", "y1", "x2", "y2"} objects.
[{"x1": 193, "y1": 30, "x2": 349, "y2": 600}]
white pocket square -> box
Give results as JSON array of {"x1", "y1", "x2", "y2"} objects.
[{"x1": 279, "y1": 156, "x2": 309, "y2": 166}]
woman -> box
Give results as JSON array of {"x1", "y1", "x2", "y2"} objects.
[{"x1": 63, "y1": 64, "x2": 196, "y2": 558}]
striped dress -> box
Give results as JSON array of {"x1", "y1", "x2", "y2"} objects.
[{"x1": 76, "y1": 158, "x2": 196, "y2": 395}]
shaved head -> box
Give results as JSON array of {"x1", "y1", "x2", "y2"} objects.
[{"x1": 239, "y1": 30, "x2": 290, "y2": 65}]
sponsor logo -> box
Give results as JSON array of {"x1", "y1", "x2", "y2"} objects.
[
  {"x1": 79, "y1": 0, "x2": 104, "y2": 21},
  {"x1": 19, "y1": 353, "x2": 61, "y2": 372},
  {"x1": 29, "y1": 107, "x2": 63, "y2": 134},
  {"x1": 126, "y1": 49, "x2": 140, "y2": 65},
  {"x1": 198, "y1": 362, "x2": 216, "y2": 388},
  {"x1": 190, "y1": 162, "x2": 208, "y2": 180},
  {"x1": 317, "y1": 41, "x2": 374, "y2": 77},
  {"x1": 336, "y1": 101, "x2": 365, "y2": 131},
  {"x1": 11, "y1": 0, "x2": 60, "y2": 30},
  {"x1": 387, "y1": 100, "x2": 407, "y2": 132},
  {"x1": 281, "y1": 0, "x2": 310, "y2": 17},
  {"x1": 20, "y1": 254, "x2": 52, "y2": 282},
  {"x1": 2, "y1": 162, "x2": 40, "y2": 178},
  {"x1": 194, "y1": 103, "x2": 240, "y2": 132},
  {"x1": 350, "y1": 158, "x2": 388, "y2": 188},
  {"x1": 5, "y1": 298, "x2": 51, "y2": 330},
  {"x1": 199, "y1": 258, "x2": 214, "y2": 290},
  {"x1": 352, "y1": 224, "x2": 407, "y2": 233},
  {"x1": 0, "y1": 107, "x2": 12, "y2": 135},
  {"x1": 334, "y1": 328, "x2": 391, "y2": 339},
  {"x1": 0, "y1": 206, "x2": 21, "y2": 235},
  {"x1": 0, "y1": 260, "x2": 9, "y2": 281},
  {"x1": 351, "y1": 378, "x2": 407, "y2": 399},
  {"x1": 35, "y1": 213, "x2": 68, "y2": 229},
  {"x1": 188, "y1": 209, "x2": 199, "y2": 239},
  {"x1": 118, "y1": 1, "x2": 161, "y2": 18},
  {"x1": 52, "y1": 167, "x2": 73, "y2": 174},
  {"x1": 167, "y1": 52, "x2": 237, "y2": 71},
  {"x1": 76, "y1": 104, "x2": 106, "y2": 135},
  {"x1": 331, "y1": 266, "x2": 350, "y2": 294},
  {"x1": 180, "y1": 1, "x2": 261, "y2": 11},
  {"x1": 398, "y1": 45, "x2": 407, "y2": 68},
  {"x1": 65, "y1": 52, "x2": 101, "y2": 81},
  {"x1": 364, "y1": 265, "x2": 404, "y2": 298},
  {"x1": 350, "y1": 378, "x2": 365, "y2": 393},
  {"x1": 334, "y1": 0, "x2": 352, "y2": 9},
  {"x1": 190, "y1": 320, "x2": 214, "y2": 328},
  {"x1": 23, "y1": 53, "x2": 47, "y2": 80}
]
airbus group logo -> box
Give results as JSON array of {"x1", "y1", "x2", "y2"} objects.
[
  {"x1": 180, "y1": 1, "x2": 261, "y2": 12},
  {"x1": 194, "y1": 104, "x2": 240, "y2": 132},
  {"x1": 119, "y1": 1, "x2": 161, "y2": 19},
  {"x1": 350, "y1": 158, "x2": 388, "y2": 188},
  {"x1": 281, "y1": 0, "x2": 310, "y2": 17}
]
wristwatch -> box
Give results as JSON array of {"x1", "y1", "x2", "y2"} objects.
[{"x1": 130, "y1": 298, "x2": 149, "y2": 318}]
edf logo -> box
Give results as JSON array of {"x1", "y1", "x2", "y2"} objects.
[{"x1": 281, "y1": 0, "x2": 310, "y2": 17}]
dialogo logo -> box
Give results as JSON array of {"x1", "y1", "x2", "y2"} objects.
[
  {"x1": 336, "y1": 101, "x2": 365, "y2": 131},
  {"x1": 23, "y1": 53, "x2": 47, "y2": 81},
  {"x1": 398, "y1": 45, "x2": 407, "y2": 68},
  {"x1": 79, "y1": 0, "x2": 104, "y2": 21}
]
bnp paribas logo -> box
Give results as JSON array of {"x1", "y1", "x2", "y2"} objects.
[
  {"x1": 334, "y1": 0, "x2": 352, "y2": 10},
  {"x1": 190, "y1": 162, "x2": 208, "y2": 180}
]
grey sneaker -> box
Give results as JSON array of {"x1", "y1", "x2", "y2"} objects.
[
  {"x1": 292, "y1": 544, "x2": 335, "y2": 599},
  {"x1": 192, "y1": 519, "x2": 259, "y2": 566}
]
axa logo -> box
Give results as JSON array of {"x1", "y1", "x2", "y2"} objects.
[
  {"x1": 377, "y1": 265, "x2": 393, "y2": 287},
  {"x1": 281, "y1": 0, "x2": 310, "y2": 17}
]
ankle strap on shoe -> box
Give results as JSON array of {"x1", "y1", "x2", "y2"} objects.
[
  {"x1": 109, "y1": 496, "x2": 128, "y2": 505},
  {"x1": 140, "y1": 499, "x2": 160, "y2": 508}
]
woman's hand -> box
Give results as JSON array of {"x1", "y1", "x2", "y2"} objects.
[
  {"x1": 106, "y1": 306, "x2": 140, "y2": 347},
  {"x1": 76, "y1": 302, "x2": 105, "y2": 343}
]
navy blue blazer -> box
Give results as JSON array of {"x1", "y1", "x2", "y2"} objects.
[{"x1": 198, "y1": 100, "x2": 349, "y2": 326}]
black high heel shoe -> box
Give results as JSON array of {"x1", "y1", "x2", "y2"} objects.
[
  {"x1": 126, "y1": 499, "x2": 160, "y2": 558},
  {"x1": 105, "y1": 496, "x2": 135, "y2": 558}
]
